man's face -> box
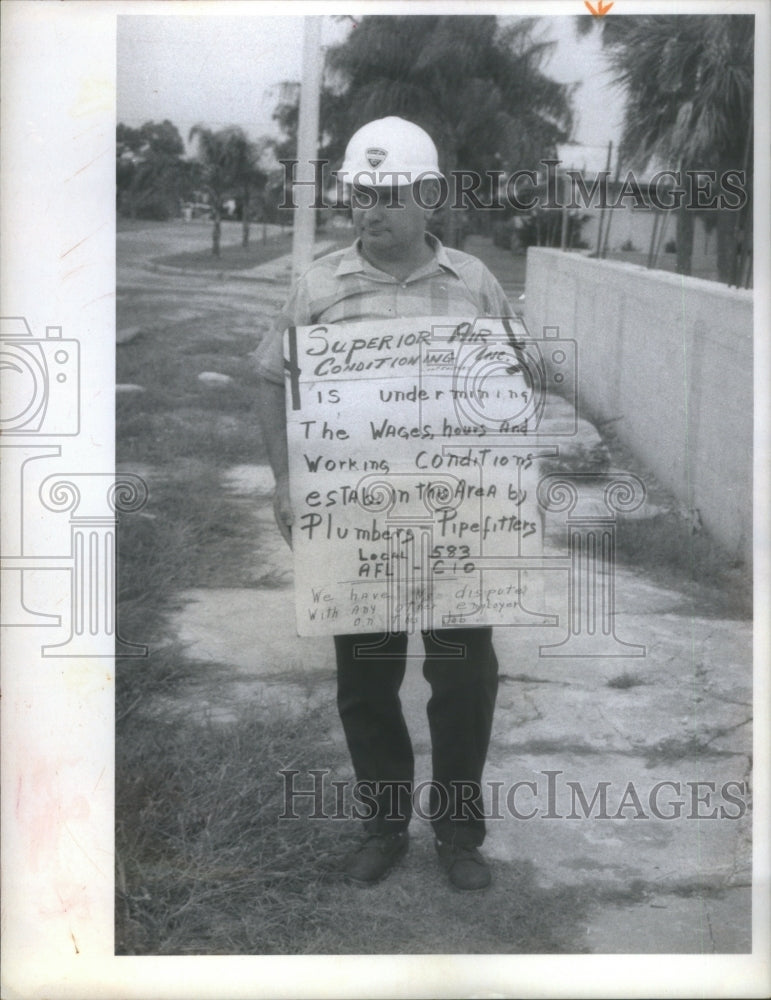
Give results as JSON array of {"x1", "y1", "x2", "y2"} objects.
[{"x1": 350, "y1": 183, "x2": 428, "y2": 260}]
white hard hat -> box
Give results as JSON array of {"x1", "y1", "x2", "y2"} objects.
[{"x1": 339, "y1": 116, "x2": 443, "y2": 187}]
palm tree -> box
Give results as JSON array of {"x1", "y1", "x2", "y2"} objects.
[
  {"x1": 323, "y1": 16, "x2": 574, "y2": 245},
  {"x1": 230, "y1": 135, "x2": 269, "y2": 249},
  {"x1": 577, "y1": 15, "x2": 753, "y2": 283},
  {"x1": 188, "y1": 125, "x2": 266, "y2": 255},
  {"x1": 116, "y1": 120, "x2": 189, "y2": 220}
]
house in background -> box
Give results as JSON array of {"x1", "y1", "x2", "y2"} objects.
[{"x1": 549, "y1": 142, "x2": 730, "y2": 283}]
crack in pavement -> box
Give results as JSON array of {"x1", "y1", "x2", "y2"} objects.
[
  {"x1": 499, "y1": 673, "x2": 571, "y2": 687},
  {"x1": 703, "y1": 716, "x2": 754, "y2": 748}
]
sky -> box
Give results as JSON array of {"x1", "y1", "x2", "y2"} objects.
[
  {"x1": 541, "y1": 16, "x2": 625, "y2": 157},
  {"x1": 116, "y1": 12, "x2": 624, "y2": 158}
]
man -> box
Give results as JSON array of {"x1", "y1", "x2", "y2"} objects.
[{"x1": 256, "y1": 117, "x2": 514, "y2": 891}]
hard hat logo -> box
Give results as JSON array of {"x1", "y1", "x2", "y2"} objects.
[
  {"x1": 340, "y1": 117, "x2": 443, "y2": 187},
  {"x1": 365, "y1": 148, "x2": 388, "y2": 168}
]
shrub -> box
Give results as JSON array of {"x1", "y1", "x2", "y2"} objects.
[{"x1": 513, "y1": 208, "x2": 590, "y2": 251}]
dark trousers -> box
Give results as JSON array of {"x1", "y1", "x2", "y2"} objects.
[{"x1": 334, "y1": 627, "x2": 498, "y2": 847}]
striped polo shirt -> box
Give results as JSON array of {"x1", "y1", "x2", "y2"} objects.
[{"x1": 255, "y1": 234, "x2": 513, "y2": 384}]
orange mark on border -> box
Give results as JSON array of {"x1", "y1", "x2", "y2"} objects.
[{"x1": 585, "y1": 0, "x2": 614, "y2": 15}]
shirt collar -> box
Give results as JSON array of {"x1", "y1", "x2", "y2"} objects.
[{"x1": 335, "y1": 232, "x2": 461, "y2": 281}]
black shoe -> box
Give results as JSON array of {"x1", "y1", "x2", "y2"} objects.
[
  {"x1": 435, "y1": 839, "x2": 491, "y2": 890},
  {"x1": 344, "y1": 830, "x2": 409, "y2": 884}
]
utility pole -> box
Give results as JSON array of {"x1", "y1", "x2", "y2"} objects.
[
  {"x1": 595, "y1": 140, "x2": 613, "y2": 258},
  {"x1": 291, "y1": 16, "x2": 323, "y2": 284},
  {"x1": 560, "y1": 168, "x2": 569, "y2": 250}
]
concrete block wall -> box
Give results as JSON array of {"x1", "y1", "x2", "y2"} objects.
[{"x1": 524, "y1": 248, "x2": 753, "y2": 567}]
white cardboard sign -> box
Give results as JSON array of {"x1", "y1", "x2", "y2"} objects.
[{"x1": 284, "y1": 316, "x2": 549, "y2": 636}]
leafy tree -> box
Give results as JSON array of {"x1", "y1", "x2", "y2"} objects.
[
  {"x1": 326, "y1": 16, "x2": 572, "y2": 171},
  {"x1": 188, "y1": 125, "x2": 267, "y2": 254},
  {"x1": 226, "y1": 134, "x2": 269, "y2": 248},
  {"x1": 271, "y1": 16, "x2": 574, "y2": 246},
  {"x1": 323, "y1": 16, "x2": 573, "y2": 244},
  {"x1": 116, "y1": 119, "x2": 189, "y2": 220},
  {"x1": 267, "y1": 80, "x2": 342, "y2": 227},
  {"x1": 270, "y1": 83, "x2": 302, "y2": 164},
  {"x1": 576, "y1": 14, "x2": 753, "y2": 283}
]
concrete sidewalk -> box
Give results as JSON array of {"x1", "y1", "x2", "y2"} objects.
[
  {"x1": 171, "y1": 449, "x2": 752, "y2": 953},
  {"x1": 173, "y1": 568, "x2": 751, "y2": 952}
]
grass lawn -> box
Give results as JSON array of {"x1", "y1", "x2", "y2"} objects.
[
  {"x1": 117, "y1": 702, "x2": 594, "y2": 955},
  {"x1": 117, "y1": 317, "x2": 268, "y2": 467},
  {"x1": 156, "y1": 231, "x2": 295, "y2": 271},
  {"x1": 153, "y1": 229, "x2": 352, "y2": 272}
]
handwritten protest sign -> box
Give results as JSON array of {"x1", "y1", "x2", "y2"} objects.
[{"x1": 284, "y1": 316, "x2": 560, "y2": 636}]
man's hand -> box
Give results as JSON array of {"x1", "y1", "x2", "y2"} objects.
[
  {"x1": 257, "y1": 375, "x2": 292, "y2": 547},
  {"x1": 273, "y1": 474, "x2": 293, "y2": 547}
]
